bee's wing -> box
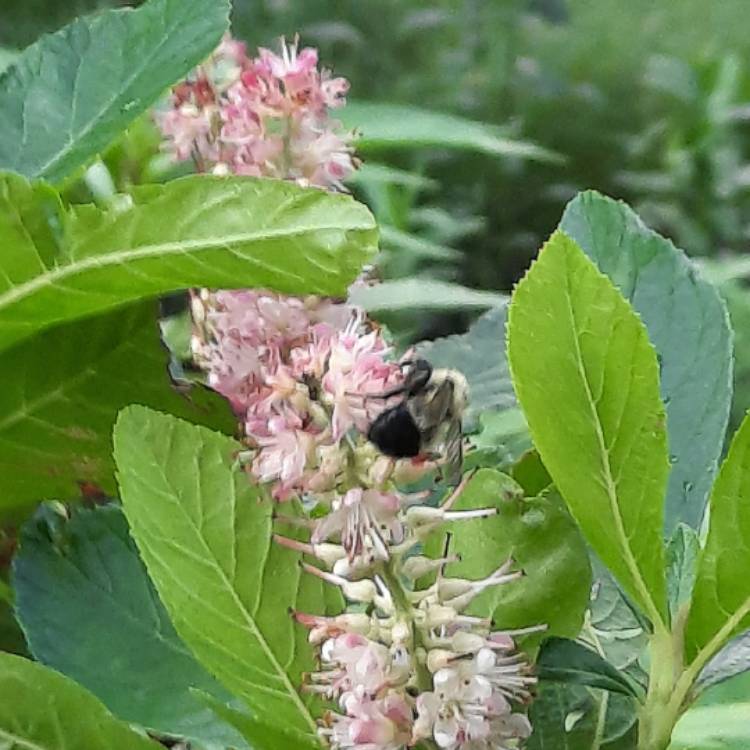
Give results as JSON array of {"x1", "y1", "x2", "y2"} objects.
[
  {"x1": 442, "y1": 414, "x2": 464, "y2": 485},
  {"x1": 410, "y1": 380, "x2": 455, "y2": 439},
  {"x1": 410, "y1": 380, "x2": 464, "y2": 484}
]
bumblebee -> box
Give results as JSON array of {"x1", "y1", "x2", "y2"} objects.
[{"x1": 365, "y1": 358, "x2": 468, "y2": 484}]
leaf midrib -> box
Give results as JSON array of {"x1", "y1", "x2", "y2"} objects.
[
  {"x1": 0, "y1": 221, "x2": 369, "y2": 313},
  {"x1": 0, "y1": 727, "x2": 50, "y2": 750},
  {"x1": 561, "y1": 253, "x2": 663, "y2": 628},
  {"x1": 140, "y1": 429, "x2": 317, "y2": 737},
  {"x1": 0, "y1": 366, "x2": 96, "y2": 432}
]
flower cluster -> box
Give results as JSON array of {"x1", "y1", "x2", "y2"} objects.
[
  {"x1": 170, "y1": 35, "x2": 541, "y2": 750},
  {"x1": 284, "y1": 475, "x2": 542, "y2": 750},
  {"x1": 191, "y1": 288, "x2": 411, "y2": 501},
  {"x1": 156, "y1": 35, "x2": 357, "y2": 189}
]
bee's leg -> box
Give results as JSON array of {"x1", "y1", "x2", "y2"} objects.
[
  {"x1": 440, "y1": 469, "x2": 477, "y2": 511},
  {"x1": 399, "y1": 346, "x2": 417, "y2": 363},
  {"x1": 370, "y1": 455, "x2": 397, "y2": 486}
]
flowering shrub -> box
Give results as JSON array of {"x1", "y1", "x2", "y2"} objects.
[{"x1": 0, "y1": 3, "x2": 749, "y2": 750}]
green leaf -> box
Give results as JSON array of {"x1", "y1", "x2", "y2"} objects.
[
  {"x1": 696, "y1": 630, "x2": 750, "y2": 693},
  {"x1": 527, "y1": 684, "x2": 637, "y2": 750},
  {"x1": 13, "y1": 504, "x2": 247, "y2": 749},
  {"x1": 468, "y1": 409, "x2": 532, "y2": 468},
  {"x1": 0, "y1": 599, "x2": 27, "y2": 656},
  {"x1": 0, "y1": 0, "x2": 229, "y2": 182},
  {"x1": 197, "y1": 690, "x2": 320, "y2": 750},
  {"x1": 671, "y1": 703, "x2": 750, "y2": 749},
  {"x1": 508, "y1": 231, "x2": 669, "y2": 626},
  {"x1": 349, "y1": 278, "x2": 506, "y2": 312},
  {"x1": 666, "y1": 523, "x2": 700, "y2": 622},
  {"x1": 0, "y1": 652, "x2": 161, "y2": 749},
  {"x1": 347, "y1": 162, "x2": 438, "y2": 191},
  {"x1": 429, "y1": 469, "x2": 591, "y2": 644},
  {"x1": 537, "y1": 637, "x2": 643, "y2": 698},
  {"x1": 417, "y1": 307, "x2": 517, "y2": 431},
  {"x1": 0, "y1": 48, "x2": 17, "y2": 74},
  {"x1": 686, "y1": 414, "x2": 750, "y2": 660},
  {"x1": 589, "y1": 562, "x2": 649, "y2": 677},
  {"x1": 0, "y1": 302, "x2": 233, "y2": 518},
  {"x1": 510, "y1": 451, "x2": 552, "y2": 497},
  {"x1": 160, "y1": 309, "x2": 193, "y2": 363},
  {"x1": 340, "y1": 102, "x2": 561, "y2": 162},
  {"x1": 0, "y1": 172, "x2": 377, "y2": 352},
  {"x1": 114, "y1": 406, "x2": 330, "y2": 744},
  {"x1": 380, "y1": 224, "x2": 461, "y2": 261},
  {"x1": 560, "y1": 191, "x2": 732, "y2": 533}
]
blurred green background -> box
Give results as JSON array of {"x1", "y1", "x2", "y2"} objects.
[
  {"x1": 10, "y1": 0, "x2": 748, "y2": 423},
  {"x1": 3, "y1": 1, "x2": 750, "y2": 746}
]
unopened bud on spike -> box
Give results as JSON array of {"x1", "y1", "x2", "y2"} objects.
[
  {"x1": 451, "y1": 631, "x2": 486, "y2": 653},
  {"x1": 273, "y1": 534, "x2": 346, "y2": 567},
  {"x1": 438, "y1": 558, "x2": 519, "y2": 599},
  {"x1": 443, "y1": 573, "x2": 523, "y2": 612},
  {"x1": 427, "y1": 649, "x2": 456, "y2": 673},
  {"x1": 332, "y1": 555, "x2": 378, "y2": 579},
  {"x1": 401, "y1": 554, "x2": 460, "y2": 580},
  {"x1": 420, "y1": 604, "x2": 459, "y2": 629},
  {"x1": 391, "y1": 619, "x2": 411, "y2": 644},
  {"x1": 300, "y1": 561, "x2": 376, "y2": 603},
  {"x1": 405, "y1": 505, "x2": 497, "y2": 531}
]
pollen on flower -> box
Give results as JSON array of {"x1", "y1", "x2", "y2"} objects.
[{"x1": 156, "y1": 34, "x2": 357, "y2": 190}]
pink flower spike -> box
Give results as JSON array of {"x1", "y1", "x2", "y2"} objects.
[{"x1": 156, "y1": 34, "x2": 358, "y2": 190}]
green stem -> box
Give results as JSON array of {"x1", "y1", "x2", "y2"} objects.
[
  {"x1": 381, "y1": 560, "x2": 432, "y2": 694},
  {"x1": 637, "y1": 619, "x2": 688, "y2": 750},
  {"x1": 593, "y1": 691, "x2": 610, "y2": 750}
]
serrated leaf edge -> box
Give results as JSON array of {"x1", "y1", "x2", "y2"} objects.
[{"x1": 507, "y1": 230, "x2": 668, "y2": 628}]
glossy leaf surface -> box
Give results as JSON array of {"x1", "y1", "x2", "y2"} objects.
[
  {"x1": 115, "y1": 406, "x2": 330, "y2": 744},
  {"x1": 508, "y1": 231, "x2": 668, "y2": 625},
  {"x1": 13, "y1": 505, "x2": 246, "y2": 748},
  {"x1": 0, "y1": 173, "x2": 377, "y2": 352},
  {"x1": 0, "y1": 652, "x2": 162, "y2": 749},
  {"x1": 0, "y1": 0, "x2": 229, "y2": 182},
  {"x1": 560, "y1": 191, "x2": 732, "y2": 533}
]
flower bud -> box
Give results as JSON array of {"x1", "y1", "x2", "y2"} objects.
[
  {"x1": 451, "y1": 631, "x2": 486, "y2": 654},
  {"x1": 401, "y1": 554, "x2": 459, "y2": 580},
  {"x1": 391, "y1": 618, "x2": 411, "y2": 645},
  {"x1": 426, "y1": 649, "x2": 455, "y2": 673}
]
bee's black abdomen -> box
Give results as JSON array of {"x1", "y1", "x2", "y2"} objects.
[{"x1": 367, "y1": 404, "x2": 421, "y2": 458}]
